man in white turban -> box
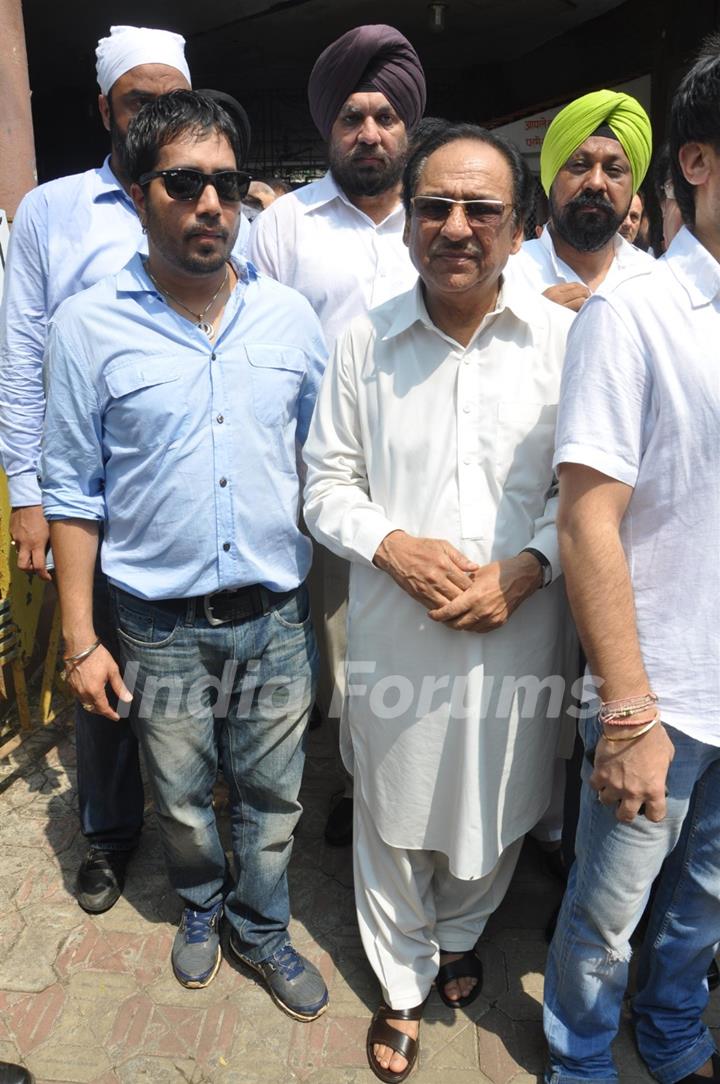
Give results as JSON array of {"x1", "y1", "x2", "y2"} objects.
[{"x1": 0, "y1": 26, "x2": 196, "y2": 915}]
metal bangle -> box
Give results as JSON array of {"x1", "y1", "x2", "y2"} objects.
[
  {"x1": 601, "y1": 714, "x2": 660, "y2": 742},
  {"x1": 63, "y1": 639, "x2": 101, "y2": 666}
]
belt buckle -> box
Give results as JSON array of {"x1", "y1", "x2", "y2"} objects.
[{"x1": 203, "y1": 592, "x2": 228, "y2": 627}]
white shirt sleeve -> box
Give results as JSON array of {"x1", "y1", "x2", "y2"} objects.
[
  {"x1": 553, "y1": 293, "x2": 651, "y2": 487},
  {"x1": 248, "y1": 203, "x2": 283, "y2": 280},
  {"x1": 302, "y1": 326, "x2": 401, "y2": 565}
]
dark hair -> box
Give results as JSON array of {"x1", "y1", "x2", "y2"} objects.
[
  {"x1": 653, "y1": 142, "x2": 673, "y2": 202},
  {"x1": 402, "y1": 118, "x2": 534, "y2": 229},
  {"x1": 125, "y1": 90, "x2": 244, "y2": 184},
  {"x1": 669, "y1": 31, "x2": 720, "y2": 226}
]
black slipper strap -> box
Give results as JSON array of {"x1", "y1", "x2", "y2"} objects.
[{"x1": 437, "y1": 950, "x2": 484, "y2": 987}]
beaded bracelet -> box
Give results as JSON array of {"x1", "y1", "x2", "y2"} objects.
[{"x1": 601, "y1": 713, "x2": 659, "y2": 742}]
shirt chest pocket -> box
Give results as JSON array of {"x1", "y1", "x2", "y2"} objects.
[
  {"x1": 246, "y1": 345, "x2": 305, "y2": 427},
  {"x1": 104, "y1": 360, "x2": 191, "y2": 451},
  {"x1": 494, "y1": 401, "x2": 557, "y2": 482}
]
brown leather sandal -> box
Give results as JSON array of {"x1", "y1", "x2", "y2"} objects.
[{"x1": 366, "y1": 999, "x2": 426, "y2": 1083}]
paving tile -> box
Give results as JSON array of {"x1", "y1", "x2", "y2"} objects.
[
  {"x1": 4, "y1": 982, "x2": 66, "y2": 1052},
  {"x1": 112, "y1": 1055, "x2": 201, "y2": 1084},
  {"x1": 0, "y1": 918, "x2": 70, "y2": 992},
  {"x1": 26, "y1": 1041, "x2": 111, "y2": 1084},
  {"x1": 477, "y1": 1008, "x2": 546, "y2": 1083}
]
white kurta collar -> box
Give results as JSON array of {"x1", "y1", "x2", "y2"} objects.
[{"x1": 380, "y1": 271, "x2": 546, "y2": 346}]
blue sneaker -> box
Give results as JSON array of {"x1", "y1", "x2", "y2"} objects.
[
  {"x1": 229, "y1": 933, "x2": 328, "y2": 1021},
  {"x1": 172, "y1": 903, "x2": 223, "y2": 988}
]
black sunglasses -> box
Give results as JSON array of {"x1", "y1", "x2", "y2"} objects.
[
  {"x1": 138, "y1": 168, "x2": 252, "y2": 203},
  {"x1": 411, "y1": 196, "x2": 512, "y2": 226}
]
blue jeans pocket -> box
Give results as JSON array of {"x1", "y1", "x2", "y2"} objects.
[
  {"x1": 271, "y1": 586, "x2": 311, "y2": 630},
  {"x1": 113, "y1": 591, "x2": 181, "y2": 650}
]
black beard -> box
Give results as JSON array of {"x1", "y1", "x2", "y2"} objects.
[
  {"x1": 107, "y1": 96, "x2": 130, "y2": 179},
  {"x1": 551, "y1": 191, "x2": 628, "y2": 253},
  {"x1": 328, "y1": 146, "x2": 405, "y2": 198}
]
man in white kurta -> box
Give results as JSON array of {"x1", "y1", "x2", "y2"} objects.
[{"x1": 304, "y1": 122, "x2": 573, "y2": 1081}]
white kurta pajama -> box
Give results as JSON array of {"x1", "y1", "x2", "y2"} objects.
[{"x1": 303, "y1": 275, "x2": 574, "y2": 1004}]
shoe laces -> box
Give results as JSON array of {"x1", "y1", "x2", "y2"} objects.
[
  {"x1": 183, "y1": 906, "x2": 219, "y2": 944},
  {"x1": 269, "y1": 943, "x2": 304, "y2": 981}
]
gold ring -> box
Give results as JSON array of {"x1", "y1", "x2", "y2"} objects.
[{"x1": 81, "y1": 703, "x2": 94, "y2": 712}]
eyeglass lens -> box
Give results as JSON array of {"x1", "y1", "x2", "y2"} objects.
[
  {"x1": 413, "y1": 197, "x2": 506, "y2": 225},
  {"x1": 162, "y1": 170, "x2": 250, "y2": 202}
]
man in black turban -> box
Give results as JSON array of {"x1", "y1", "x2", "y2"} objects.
[{"x1": 250, "y1": 24, "x2": 426, "y2": 855}]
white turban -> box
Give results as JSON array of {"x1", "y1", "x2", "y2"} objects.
[{"x1": 96, "y1": 25, "x2": 191, "y2": 96}]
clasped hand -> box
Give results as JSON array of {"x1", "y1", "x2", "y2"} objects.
[{"x1": 373, "y1": 531, "x2": 542, "y2": 632}]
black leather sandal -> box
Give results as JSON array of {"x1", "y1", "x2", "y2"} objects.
[
  {"x1": 436, "y1": 948, "x2": 484, "y2": 1008},
  {"x1": 366, "y1": 999, "x2": 426, "y2": 1083}
]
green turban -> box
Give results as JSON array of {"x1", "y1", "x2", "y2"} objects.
[{"x1": 540, "y1": 89, "x2": 652, "y2": 196}]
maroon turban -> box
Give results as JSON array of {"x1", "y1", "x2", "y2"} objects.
[{"x1": 308, "y1": 24, "x2": 426, "y2": 141}]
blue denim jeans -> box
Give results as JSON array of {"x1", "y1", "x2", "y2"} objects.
[
  {"x1": 544, "y1": 716, "x2": 720, "y2": 1084},
  {"x1": 76, "y1": 567, "x2": 144, "y2": 851},
  {"x1": 110, "y1": 583, "x2": 317, "y2": 962}
]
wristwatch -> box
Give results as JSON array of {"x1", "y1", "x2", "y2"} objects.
[{"x1": 521, "y1": 547, "x2": 552, "y2": 588}]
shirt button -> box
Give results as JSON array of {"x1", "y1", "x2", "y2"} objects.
[
  {"x1": 463, "y1": 358, "x2": 470, "y2": 366},
  {"x1": 211, "y1": 353, "x2": 217, "y2": 361},
  {"x1": 222, "y1": 542, "x2": 230, "y2": 552},
  {"x1": 463, "y1": 404, "x2": 471, "y2": 413},
  {"x1": 463, "y1": 456, "x2": 471, "y2": 465},
  {"x1": 216, "y1": 414, "x2": 224, "y2": 424},
  {"x1": 219, "y1": 477, "x2": 227, "y2": 487}
]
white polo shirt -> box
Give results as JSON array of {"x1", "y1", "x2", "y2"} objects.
[
  {"x1": 248, "y1": 171, "x2": 417, "y2": 346},
  {"x1": 554, "y1": 226, "x2": 720, "y2": 745},
  {"x1": 510, "y1": 225, "x2": 653, "y2": 294}
]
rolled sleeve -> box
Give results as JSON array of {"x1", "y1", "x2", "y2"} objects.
[
  {"x1": 40, "y1": 321, "x2": 105, "y2": 522},
  {"x1": 553, "y1": 293, "x2": 649, "y2": 487}
]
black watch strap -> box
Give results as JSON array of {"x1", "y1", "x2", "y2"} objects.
[{"x1": 521, "y1": 547, "x2": 552, "y2": 588}]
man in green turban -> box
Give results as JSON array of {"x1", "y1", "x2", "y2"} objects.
[
  {"x1": 512, "y1": 89, "x2": 654, "y2": 314},
  {"x1": 512, "y1": 89, "x2": 655, "y2": 871}
]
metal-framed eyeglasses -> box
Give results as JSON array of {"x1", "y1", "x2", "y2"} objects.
[
  {"x1": 138, "y1": 168, "x2": 252, "y2": 203},
  {"x1": 411, "y1": 195, "x2": 513, "y2": 228}
]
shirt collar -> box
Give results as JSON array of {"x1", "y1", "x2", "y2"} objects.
[
  {"x1": 665, "y1": 225, "x2": 720, "y2": 307},
  {"x1": 116, "y1": 251, "x2": 255, "y2": 297},
  {"x1": 92, "y1": 156, "x2": 134, "y2": 206},
  {"x1": 381, "y1": 268, "x2": 542, "y2": 343},
  {"x1": 300, "y1": 170, "x2": 405, "y2": 227},
  {"x1": 542, "y1": 225, "x2": 640, "y2": 280}
]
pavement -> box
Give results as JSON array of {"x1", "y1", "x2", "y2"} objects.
[{"x1": 0, "y1": 713, "x2": 717, "y2": 1084}]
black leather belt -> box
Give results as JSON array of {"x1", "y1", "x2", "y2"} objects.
[{"x1": 202, "y1": 585, "x2": 294, "y2": 626}]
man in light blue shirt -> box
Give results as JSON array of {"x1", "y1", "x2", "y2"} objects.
[
  {"x1": 0, "y1": 25, "x2": 197, "y2": 917},
  {"x1": 41, "y1": 91, "x2": 329, "y2": 1021}
]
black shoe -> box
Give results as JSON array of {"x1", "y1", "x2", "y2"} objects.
[
  {"x1": 0, "y1": 1062, "x2": 34, "y2": 1083},
  {"x1": 75, "y1": 847, "x2": 130, "y2": 913},
  {"x1": 676, "y1": 1052, "x2": 720, "y2": 1083},
  {"x1": 324, "y1": 795, "x2": 353, "y2": 847}
]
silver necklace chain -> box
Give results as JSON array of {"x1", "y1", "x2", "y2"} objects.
[{"x1": 146, "y1": 263, "x2": 229, "y2": 339}]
